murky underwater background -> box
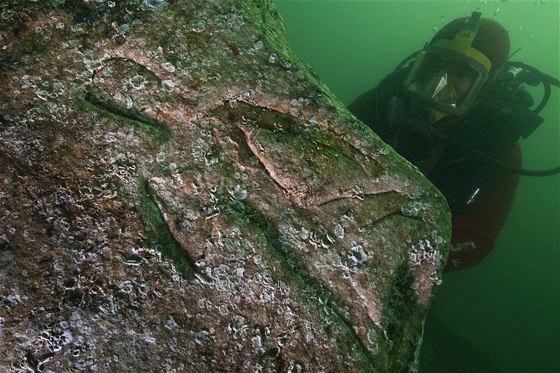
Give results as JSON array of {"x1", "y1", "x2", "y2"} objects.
[{"x1": 274, "y1": 1, "x2": 559, "y2": 371}]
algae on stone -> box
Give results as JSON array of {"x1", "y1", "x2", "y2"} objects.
[{"x1": 0, "y1": 1, "x2": 450, "y2": 371}]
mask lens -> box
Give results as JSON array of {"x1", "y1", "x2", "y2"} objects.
[
  {"x1": 426, "y1": 71, "x2": 457, "y2": 108},
  {"x1": 405, "y1": 50, "x2": 484, "y2": 113}
]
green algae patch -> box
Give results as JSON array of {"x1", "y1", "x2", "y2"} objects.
[
  {"x1": 223, "y1": 199, "x2": 377, "y2": 371},
  {"x1": 76, "y1": 87, "x2": 172, "y2": 142},
  {"x1": 138, "y1": 178, "x2": 196, "y2": 280}
]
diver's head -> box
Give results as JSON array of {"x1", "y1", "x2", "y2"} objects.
[{"x1": 404, "y1": 12, "x2": 510, "y2": 120}]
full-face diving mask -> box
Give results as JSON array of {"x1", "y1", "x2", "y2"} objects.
[{"x1": 403, "y1": 11, "x2": 492, "y2": 115}]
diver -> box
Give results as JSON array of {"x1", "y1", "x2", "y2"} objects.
[{"x1": 349, "y1": 11, "x2": 560, "y2": 271}]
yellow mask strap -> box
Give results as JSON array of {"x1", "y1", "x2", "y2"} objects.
[
  {"x1": 432, "y1": 12, "x2": 492, "y2": 73},
  {"x1": 433, "y1": 39, "x2": 492, "y2": 73}
]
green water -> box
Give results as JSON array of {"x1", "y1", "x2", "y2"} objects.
[{"x1": 274, "y1": 1, "x2": 560, "y2": 371}]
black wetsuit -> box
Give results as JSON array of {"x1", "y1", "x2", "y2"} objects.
[{"x1": 348, "y1": 65, "x2": 542, "y2": 216}]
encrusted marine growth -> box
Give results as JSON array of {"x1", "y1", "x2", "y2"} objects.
[{"x1": 0, "y1": 1, "x2": 450, "y2": 371}]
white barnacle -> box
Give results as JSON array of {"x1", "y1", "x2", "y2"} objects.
[
  {"x1": 334, "y1": 224, "x2": 345, "y2": 239},
  {"x1": 229, "y1": 185, "x2": 248, "y2": 201},
  {"x1": 142, "y1": 0, "x2": 165, "y2": 9}
]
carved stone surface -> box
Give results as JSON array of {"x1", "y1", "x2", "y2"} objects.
[{"x1": 0, "y1": 1, "x2": 450, "y2": 371}]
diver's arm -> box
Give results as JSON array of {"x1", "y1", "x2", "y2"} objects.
[{"x1": 445, "y1": 143, "x2": 522, "y2": 271}]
